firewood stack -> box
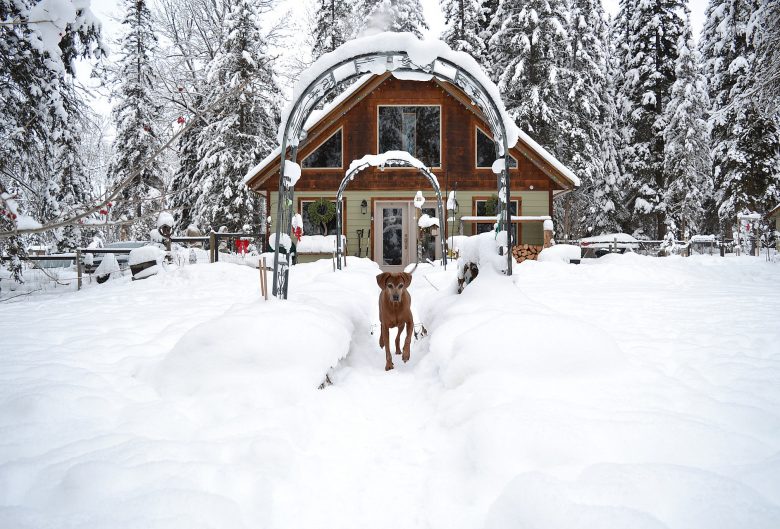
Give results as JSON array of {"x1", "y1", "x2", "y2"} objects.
[{"x1": 512, "y1": 244, "x2": 543, "y2": 263}]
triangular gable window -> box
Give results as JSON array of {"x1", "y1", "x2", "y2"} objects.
[
  {"x1": 476, "y1": 127, "x2": 517, "y2": 169},
  {"x1": 302, "y1": 129, "x2": 343, "y2": 168}
]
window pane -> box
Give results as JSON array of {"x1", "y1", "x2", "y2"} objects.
[
  {"x1": 302, "y1": 130, "x2": 342, "y2": 168},
  {"x1": 476, "y1": 128, "x2": 517, "y2": 168},
  {"x1": 475, "y1": 200, "x2": 518, "y2": 234},
  {"x1": 302, "y1": 201, "x2": 340, "y2": 236},
  {"x1": 378, "y1": 106, "x2": 440, "y2": 167}
]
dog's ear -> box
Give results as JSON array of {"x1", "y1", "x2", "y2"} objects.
[
  {"x1": 400, "y1": 272, "x2": 412, "y2": 287},
  {"x1": 376, "y1": 272, "x2": 391, "y2": 289}
]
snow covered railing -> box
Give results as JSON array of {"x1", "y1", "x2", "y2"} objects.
[
  {"x1": 459, "y1": 215, "x2": 552, "y2": 222},
  {"x1": 296, "y1": 235, "x2": 346, "y2": 254}
]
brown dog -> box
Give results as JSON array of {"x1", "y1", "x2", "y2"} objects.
[{"x1": 376, "y1": 272, "x2": 413, "y2": 371}]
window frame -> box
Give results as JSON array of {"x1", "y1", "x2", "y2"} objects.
[
  {"x1": 471, "y1": 196, "x2": 521, "y2": 242},
  {"x1": 298, "y1": 197, "x2": 346, "y2": 238},
  {"x1": 376, "y1": 104, "x2": 443, "y2": 168},
  {"x1": 475, "y1": 126, "x2": 518, "y2": 169},
  {"x1": 301, "y1": 127, "x2": 344, "y2": 170}
]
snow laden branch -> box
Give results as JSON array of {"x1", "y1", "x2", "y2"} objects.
[{"x1": 0, "y1": 71, "x2": 262, "y2": 240}]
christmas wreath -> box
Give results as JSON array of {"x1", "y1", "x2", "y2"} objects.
[{"x1": 307, "y1": 198, "x2": 336, "y2": 235}]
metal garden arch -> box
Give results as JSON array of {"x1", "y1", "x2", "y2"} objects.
[
  {"x1": 334, "y1": 154, "x2": 447, "y2": 270},
  {"x1": 272, "y1": 38, "x2": 514, "y2": 299}
]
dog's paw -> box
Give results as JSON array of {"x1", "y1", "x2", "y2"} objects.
[
  {"x1": 385, "y1": 362, "x2": 394, "y2": 371},
  {"x1": 402, "y1": 348, "x2": 410, "y2": 363},
  {"x1": 395, "y1": 349, "x2": 402, "y2": 355}
]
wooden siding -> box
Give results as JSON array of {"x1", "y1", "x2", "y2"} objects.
[{"x1": 253, "y1": 76, "x2": 561, "y2": 194}]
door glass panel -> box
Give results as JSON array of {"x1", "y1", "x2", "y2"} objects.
[
  {"x1": 382, "y1": 208, "x2": 403, "y2": 266},
  {"x1": 420, "y1": 207, "x2": 437, "y2": 261}
]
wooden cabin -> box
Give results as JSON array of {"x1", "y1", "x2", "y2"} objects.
[{"x1": 244, "y1": 73, "x2": 578, "y2": 271}]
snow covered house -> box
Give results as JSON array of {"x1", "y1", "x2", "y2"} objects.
[{"x1": 244, "y1": 73, "x2": 578, "y2": 270}]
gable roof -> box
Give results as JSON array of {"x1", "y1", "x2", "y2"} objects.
[{"x1": 243, "y1": 72, "x2": 580, "y2": 190}]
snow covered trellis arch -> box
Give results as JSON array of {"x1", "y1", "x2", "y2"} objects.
[
  {"x1": 335, "y1": 151, "x2": 447, "y2": 271},
  {"x1": 272, "y1": 33, "x2": 520, "y2": 298}
]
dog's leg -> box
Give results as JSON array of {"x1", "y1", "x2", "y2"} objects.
[
  {"x1": 395, "y1": 322, "x2": 404, "y2": 355},
  {"x1": 402, "y1": 316, "x2": 413, "y2": 363},
  {"x1": 382, "y1": 324, "x2": 393, "y2": 371}
]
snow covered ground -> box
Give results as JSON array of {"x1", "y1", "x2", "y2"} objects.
[{"x1": 1, "y1": 254, "x2": 779, "y2": 528}]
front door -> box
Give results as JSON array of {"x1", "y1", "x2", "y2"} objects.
[{"x1": 374, "y1": 201, "x2": 411, "y2": 272}]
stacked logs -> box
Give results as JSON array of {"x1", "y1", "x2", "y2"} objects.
[{"x1": 512, "y1": 244, "x2": 543, "y2": 263}]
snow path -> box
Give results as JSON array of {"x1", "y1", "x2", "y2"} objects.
[{"x1": 1, "y1": 255, "x2": 779, "y2": 528}]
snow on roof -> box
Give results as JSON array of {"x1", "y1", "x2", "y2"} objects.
[
  {"x1": 347, "y1": 151, "x2": 438, "y2": 188},
  {"x1": 516, "y1": 129, "x2": 580, "y2": 187},
  {"x1": 279, "y1": 32, "x2": 520, "y2": 153}
]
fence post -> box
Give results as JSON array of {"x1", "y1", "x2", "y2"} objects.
[
  {"x1": 76, "y1": 249, "x2": 82, "y2": 291},
  {"x1": 209, "y1": 231, "x2": 216, "y2": 263}
]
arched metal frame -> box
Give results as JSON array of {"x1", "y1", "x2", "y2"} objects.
[
  {"x1": 335, "y1": 157, "x2": 447, "y2": 270},
  {"x1": 273, "y1": 51, "x2": 512, "y2": 299}
]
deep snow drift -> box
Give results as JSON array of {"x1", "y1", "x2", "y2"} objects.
[{"x1": 0, "y1": 254, "x2": 778, "y2": 528}]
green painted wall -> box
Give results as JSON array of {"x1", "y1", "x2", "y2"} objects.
[{"x1": 269, "y1": 190, "x2": 551, "y2": 257}]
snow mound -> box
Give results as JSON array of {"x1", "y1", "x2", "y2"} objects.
[
  {"x1": 297, "y1": 235, "x2": 343, "y2": 253},
  {"x1": 156, "y1": 211, "x2": 174, "y2": 229},
  {"x1": 538, "y1": 244, "x2": 581, "y2": 263},
  {"x1": 94, "y1": 253, "x2": 120, "y2": 277},
  {"x1": 128, "y1": 245, "x2": 164, "y2": 266}
]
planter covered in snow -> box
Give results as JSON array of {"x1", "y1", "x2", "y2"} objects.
[{"x1": 128, "y1": 245, "x2": 164, "y2": 280}]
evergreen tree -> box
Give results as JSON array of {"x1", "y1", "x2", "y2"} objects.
[
  {"x1": 662, "y1": 14, "x2": 712, "y2": 237},
  {"x1": 749, "y1": 0, "x2": 780, "y2": 114},
  {"x1": 1, "y1": 0, "x2": 103, "y2": 278},
  {"x1": 312, "y1": 0, "x2": 351, "y2": 59},
  {"x1": 190, "y1": 0, "x2": 280, "y2": 234},
  {"x1": 109, "y1": 0, "x2": 165, "y2": 240},
  {"x1": 357, "y1": 0, "x2": 428, "y2": 37},
  {"x1": 170, "y1": 104, "x2": 203, "y2": 232},
  {"x1": 616, "y1": 0, "x2": 685, "y2": 238},
  {"x1": 488, "y1": 0, "x2": 572, "y2": 151},
  {"x1": 477, "y1": 0, "x2": 499, "y2": 64},
  {"x1": 441, "y1": 0, "x2": 483, "y2": 56},
  {"x1": 701, "y1": 0, "x2": 780, "y2": 224},
  {"x1": 556, "y1": 0, "x2": 624, "y2": 238}
]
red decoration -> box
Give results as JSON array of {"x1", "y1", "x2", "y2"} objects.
[
  {"x1": 99, "y1": 209, "x2": 108, "y2": 215},
  {"x1": 177, "y1": 116, "x2": 185, "y2": 124},
  {"x1": 107, "y1": 202, "x2": 113, "y2": 207},
  {"x1": 235, "y1": 239, "x2": 249, "y2": 254},
  {"x1": 292, "y1": 226, "x2": 302, "y2": 241}
]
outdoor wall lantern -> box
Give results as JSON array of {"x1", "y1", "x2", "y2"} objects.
[
  {"x1": 430, "y1": 224, "x2": 440, "y2": 237},
  {"x1": 361, "y1": 199, "x2": 368, "y2": 214}
]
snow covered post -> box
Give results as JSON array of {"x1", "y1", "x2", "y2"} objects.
[{"x1": 543, "y1": 219, "x2": 554, "y2": 248}]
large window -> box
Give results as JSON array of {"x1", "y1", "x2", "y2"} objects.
[
  {"x1": 378, "y1": 106, "x2": 441, "y2": 167},
  {"x1": 302, "y1": 129, "x2": 342, "y2": 168},
  {"x1": 476, "y1": 127, "x2": 517, "y2": 169},
  {"x1": 301, "y1": 199, "x2": 342, "y2": 236},
  {"x1": 474, "y1": 198, "x2": 519, "y2": 238}
]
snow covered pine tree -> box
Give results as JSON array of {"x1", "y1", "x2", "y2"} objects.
[
  {"x1": 616, "y1": 0, "x2": 686, "y2": 239},
  {"x1": 662, "y1": 13, "x2": 712, "y2": 238},
  {"x1": 109, "y1": 0, "x2": 165, "y2": 240},
  {"x1": 190, "y1": 0, "x2": 280, "y2": 235},
  {"x1": 1, "y1": 0, "x2": 104, "y2": 280},
  {"x1": 701, "y1": 0, "x2": 780, "y2": 227}
]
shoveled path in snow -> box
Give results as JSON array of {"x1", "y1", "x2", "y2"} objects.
[{"x1": 271, "y1": 267, "x2": 453, "y2": 529}]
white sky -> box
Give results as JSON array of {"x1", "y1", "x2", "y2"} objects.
[{"x1": 79, "y1": 0, "x2": 711, "y2": 120}]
